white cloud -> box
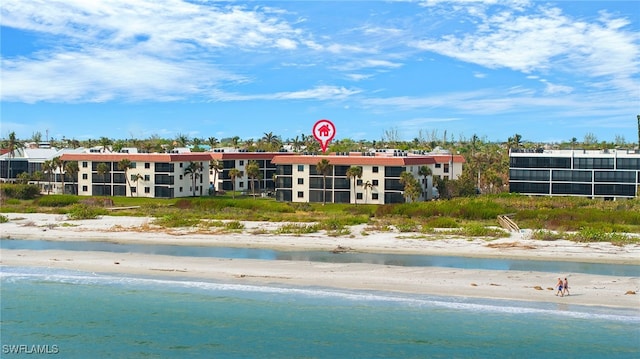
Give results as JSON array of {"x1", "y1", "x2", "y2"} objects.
[
  {"x1": 209, "y1": 85, "x2": 361, "y2": 102},
  {"x1": 412, "y1": 2, "x2": 639, "y2": 93}
]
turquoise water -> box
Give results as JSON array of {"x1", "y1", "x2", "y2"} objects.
[{"x1": 2, "y1": 266, "x2": 639, "y2": 358}]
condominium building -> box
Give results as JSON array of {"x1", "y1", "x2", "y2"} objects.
[
  {"x1": 209, "y1": 150, "x2": 281, "y2": 195},
  {"x1": 509, "y1": 149, "x2": 640, "y2": 199},
  {"x1": 60, "y1": 153, "x2": 212, "y2": 198},
  {"x1": 271, "y1": 151, "x2": 464, "y2": 204}
]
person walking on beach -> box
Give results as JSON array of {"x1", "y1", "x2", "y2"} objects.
[
  {"x1": 563, "y1": 278, "x2": 570, "y2": 296},
  {"x1": 555, "y1": 278, "x2": 564, "y2": 297}
]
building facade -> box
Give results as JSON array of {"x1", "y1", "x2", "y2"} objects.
[
  {"x1": 209, "y1": 150, "x2": 282, "y2": 195},
  {"x1": 271, "y1": 151, "x2": 464, "y2": 204},
  {"x1": 509, "y1": 149, "x2": 640, "y2": 199},
  {"x1": 60, "y1": 153, "x2": 212, "y2": 198}
]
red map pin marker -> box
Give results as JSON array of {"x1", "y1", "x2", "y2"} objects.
[{"x1": 313, "y1": 119, "x2": 336, "y2": 153}]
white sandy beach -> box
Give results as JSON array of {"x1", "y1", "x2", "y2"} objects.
[{"x1": 1, "y1": 213, "x2": 639, "y2": 309}]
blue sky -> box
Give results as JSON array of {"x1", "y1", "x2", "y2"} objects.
[{"x1": 1, "y1": 0, "x2": 639, "y2": 144}]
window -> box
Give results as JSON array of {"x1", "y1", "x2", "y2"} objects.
[
  {"x1": 356, "y1": 193, "x2": 363, "y2": 200},
  {"x1": 435, "y1": 163, "x2": 441, "y2": 168},
  {"x1": 372, "y1": 166, "x2": 379, "y2": 173},
  {"x1": 145, "y1": 163, "x2": 150, "y2": 169},
  {"x1": 131, "y1": 187, "x2": 137, "y2": 193},
  {"x1": 180, "y1": 163, "x2": 183, "y2": 168},
  {"x1": 144, "y1": 187, "x2": 150, "y2": 193},
  {"x1": 372, "y1": 193, "x2": 379, "y2": 200},
  {"x1": 239, "y1": 182, "x2": 244, "y2": 188},
  {"x1": 82, "y1": 161, "x2": 88, "y2": 168},
  {"x1": 443, "y1": 164, "x2": 450, "y2": 173},
  {"x1": 297, "y1": 191, "x2": 304, "y2": 198},
  {"x1": 82, "y1": 186, "x2": 88, "y2": 192},
  {"x1": 298, "y1": 178, "x2": 304, "y2": 185},
  {"x1": 297, "y1": 165, "x2": 304, "y2": 172},
  {"x1": 179, "y1": 187, "x2": 183, "y2": 192},
  {"x1": 144, "y1": 175, "x2": 150, "y2": 181},
  {"x1": 82, "y1": 173, "x2": 88, "y2": 180},
  {"x1": 356, "y1": 179, "x2": 363, "y2": 186},
  {"x1": 179, "y1": 175, "x2": 183, "y2": 180},
  {"x1": 239, "y1": 160, "x2": 244, "y2": 166},
  {"x1": 372, "y1": 180, "x2": 379, "y2": 186}
]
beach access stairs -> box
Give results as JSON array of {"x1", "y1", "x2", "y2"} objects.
[{"x1": 497, "y1": 214, "x2": 520, "y2": 232}]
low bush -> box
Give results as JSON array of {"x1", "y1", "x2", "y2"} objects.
[
  {"x1": 153, "y1": 214, "x2": 200, "y2": 227},
  {"x1": 1, "y1": 184, "x2": 41, "y2": 200},
  {"x1": 37, "y1": 195, "x2": 79, "y2": 207},
  {"x1": 0, "y1": 214, "x2": 8, "y2": 223},
  {"x1": 67, "y1": 204, "x2": 106, "y2": 220}
]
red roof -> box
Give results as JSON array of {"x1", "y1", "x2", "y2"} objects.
[
  {"x1": 271, "y1": 153, "x2": 465, "y2": 166},
  {"x1": 60, "y1": 153, "x2": 214, "y2": 162}
]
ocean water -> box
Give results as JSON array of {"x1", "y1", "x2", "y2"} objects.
[{"x1": 1, "y1": 266, "x2": 638, "y2": 358}]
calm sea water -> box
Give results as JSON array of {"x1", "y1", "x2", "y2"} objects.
[
  {"x1": 2, "y1": 266, "x2": 639, "y2": 358},
  {"x1": 2, "y1": 239, "x2": 639, "y2": 276}
]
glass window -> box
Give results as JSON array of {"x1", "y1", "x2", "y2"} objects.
[
  {"x1": 82, "y1": 186, "x2": 88, "y2": 192},
  {"x1": 144, "y1": 175, "x2": 150, "y2": 181},
  {"x1": 144, "y1": 187, "x2": 150, "y2": 193},
  {"x1": 145, "y1": 163, "x2": 150, "y2": 169},
  {"x1": 239, "y1": 160, "x2": 244, "y2": 166},
  {"x1": 356, "y1": 193, "x2": 363, "y2": 200},
  {"x1": 82, "y1": 162, "x2": 88, "y2": 168},
  {"x1": 372, "y1": 193, "x2": 378, "y2": 200},
  {"x1": 297, "y1": 165, "x2": 304, "y2": 172},
  {"x1": 297, "y1": 178, "x2": 304, "y2": 185},
  {"x1": 372, "y1": 166, "x2": 379, "y2": 173},
  {"x1": 82, "y1": 173, "x2": 88, "y2": 180},
  {"x1": 297, "y1": 191, "x2": 304, "y2": 198},
  {"x1": 372, "y1": 180, "x2": 379, "y2": 186}
]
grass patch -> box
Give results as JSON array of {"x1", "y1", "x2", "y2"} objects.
[
  {"x1": 67, "y1": 204, "x2": 106, "y2": 220},
  {"x1": 275, "y1": 223, "x2": 320, "y2": 235},
  {"x1": 0, "y1": 214, "x2": 8, "y2": 223}
]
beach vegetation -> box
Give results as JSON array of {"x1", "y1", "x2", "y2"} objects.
[
  {"x1": 275, "y1": 223, "x2": 320, "y2": 235},
  {"x1": 66, "y1": 204, "x2": 106, "y2": 220},
  {"x1": 0, "y1": 183, "x2": 40, "y2": 200},
  {"x1": 224, "y1": 221, "x2": 245, "y2": 230},
  {"x1": 566, "y1": 227, "x2": 633, "y2": 245},
  {"x1": 36, "y1": 195, "x2": 79, "y2": 207},
  {"x1": 531, "y1": 229, "x2": 563, "y2": 241},
  {"x1": 0, "y1": 214, "x2": 8, "y2": 223},
  {"x1": 153, "y1": 213, "x2": 201, "y2": 227}
]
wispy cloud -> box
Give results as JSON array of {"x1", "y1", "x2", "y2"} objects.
[{"x1": 209, "y1": 85, "x2": 361, "y2": 102}]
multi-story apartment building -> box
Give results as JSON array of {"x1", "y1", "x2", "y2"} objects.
[
  {"x1": 209, "y1": 150, "x2": 282, "y2": 195},
  {"x1": 509, "y1": 149, "x2": 640, "y2": 199},
  {"x1": 60, "y1": 153, "x2": 212, "y2": 198},
  {"x1": 271, "y1": 151, "x2": 464, "y2": 204}
]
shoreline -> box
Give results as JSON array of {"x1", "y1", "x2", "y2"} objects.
[{"x1": 1, "y1": 213, "x2": 639, "y2": 310}]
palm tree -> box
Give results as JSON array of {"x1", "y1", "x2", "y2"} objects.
[
  {"x1": 246, "y1": 160, "x2": 261, "y2": 199},
  {"x1": 399, "y1": 171, "x2": 420, "y2": 203},
  {"x1": 184, "y1": 161, "x2": 203, "y2": 196},
  {"x1": 418, "y1": 165, "x2": 433, "y2": 200},
  {"x1": 362, "y1": 180, "x2": 375, "y2": 204},
  {"x1": 52, "y1": 156, "x2": 64, "y2": 194},
  {"x1": 64, "y1": 161, "x2": 79, "y2": 195},
  {"x1": 209, "y1": 160, "x2": 223, "y2": 194},
  {"x1": 316, "y1": 159, "x2": 332, "y2": 205},
  {"x1": 32, "y1": 170, "x2": 44, "y2": 191},
  {"x1": 175, "y1": 133, "x2": 189, "y2": 148},
  {"x1": 207, "y1": 137, "x2": 219, "y2": 149},
  {"x1": 3, "y1": 132, "x2": 23, "y2": 180},
  {"x1": 42, "y1": 160, "x2": 53, "y2": 194},
  {"x1": 346, "y1": 166, "x2": 363, "y2": 205},
  {"x1": 117, "y1": 158, "x2": 133, "y2": 197},
  {"x1": 228, "y1": 168, "x2": 242, "y2": 199},
  {"x1": 132, "y1": 173, "x2": 143, "y2": 197},
  {"x1": 96, "y1": 162, "x2": 110, "y2": 196},
  {"x1": 99, "y1": 136, "x2": 112, "y2": 153}
]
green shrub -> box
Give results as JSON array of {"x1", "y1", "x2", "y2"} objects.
[
  {"x1": 67, "y1": 204, "x2": 105, "y2": 220},
  {"x1": 36, "y1": 195, "x2": 79, "y2": 207},
  {"x1": 531, "y1": 229, "x2": 563, "y2": 241},
  {"x1": 0, "y1": 214, "x2": 8, "y2": 223},
  {"x1": 0, "y1": 184, "x2": 41, "y2": 200},
  {"x1": 423, "y1": 216, "x2": 459, "y2": 229},
  {"x1": 153, "y1": 214, "x2": 200, "y2": 227},
  {"x1": 224, "y1": 221, "x2": 245, "y2": 230},
  {"x1": 457, "y1": 224, "x2": 509, "y2": 238},
  {"x1": 275, "y1": 223, "x2": 320, "y2": 234}
]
